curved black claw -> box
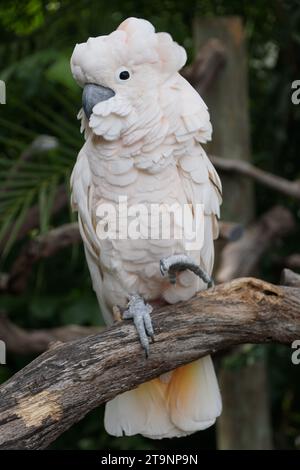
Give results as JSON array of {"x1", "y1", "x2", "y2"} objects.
[
  {"x1": 160, "y1": 254, "x2": 214, "y2": 288},
  {"x1": 123, "y1": 294, "x2": 154, "y2": 357}
]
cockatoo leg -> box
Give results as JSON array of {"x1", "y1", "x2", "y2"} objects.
[
  {"x1": 160, "y1": 254, "x2": 214, "y2": 288},
  {"x1": 123, "y1": 294, "x2": 154, "y2": 357},
  {"x1": 112, "y1": 305, "x2": 123, "y2": 322}
]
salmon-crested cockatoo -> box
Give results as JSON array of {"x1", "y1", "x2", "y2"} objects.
[{"x1": 70, "y1": 17, "x2": 222, "y2": 439}]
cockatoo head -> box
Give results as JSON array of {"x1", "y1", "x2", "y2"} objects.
[{"x1": 70, "y1": 17, "x2": 187, "y2": 139}]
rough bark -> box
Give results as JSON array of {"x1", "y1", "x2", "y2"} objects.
[{"x1": 0, "y1": 277, "x2": 299, "y2": 450}]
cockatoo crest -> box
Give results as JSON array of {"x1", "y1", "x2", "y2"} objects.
[
  {"x1": 71, "y1": 17, "x2": 186, "y2": 86},
  {"x1": 70, "y1": 18, "x2": 187, "y2": 140}
]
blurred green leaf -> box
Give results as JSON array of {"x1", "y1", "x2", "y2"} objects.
[
  {"x1": 46, "y1": 53, "x2": 78, "y2": 91},
  {"x1": 29, "y1": 295, "x2": 60, "y2": 320}
]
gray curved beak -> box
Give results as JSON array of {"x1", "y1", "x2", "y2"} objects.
[{"x1": 82, "y1": 83, "x2": 115, "y2": 119}]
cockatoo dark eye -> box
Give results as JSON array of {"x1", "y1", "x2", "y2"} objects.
[
  {"x1": 115, "y1": 67, "x2": 131, "y2": 83},
  {"x1": 119, "y1": 70, "x2": 130, "y2": 80}
]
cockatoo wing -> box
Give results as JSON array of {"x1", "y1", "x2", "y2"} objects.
[
  {"x1": 171, "y1": 75, "x2": 222, "y2": 274},
  {"x1": 178, "y1": 150, "x2": 222, "y2": 275},
  {"x1": 171, "y1": 77, "x2": 222, "y2": 430},
  {"x1": 157, "y1": 75, "x2": 223, "y2": 433},
  {"x1": 70, "y1": 147, "x2": 113, "y2": 325}
]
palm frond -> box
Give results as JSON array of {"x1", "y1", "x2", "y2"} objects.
[{"x1": 0, "y1": 94, "x2": 81, "y2": 259}]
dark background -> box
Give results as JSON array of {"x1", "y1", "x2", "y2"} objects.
[{"x1": 0, "y1": 0, "x2": 300, "y2": 450}]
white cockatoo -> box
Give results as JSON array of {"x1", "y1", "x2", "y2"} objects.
[{"x1": 70, "y1": 17, "x2": 222, "y2": 439}]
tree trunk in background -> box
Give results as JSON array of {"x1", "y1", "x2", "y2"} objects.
[
  {"x1": 193, "y1": 16, "x2": 253, "y2": 224},
  {"x1": 217, "y1": 360, "x2": 273, "y2": 450},
  {"x1": 193, "y1": 17, "x2": 273, "y2": 449}
]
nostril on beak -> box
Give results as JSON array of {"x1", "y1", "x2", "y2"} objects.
[{"x1": 82, "y1": 83, "x2": 115, "y2": 119}]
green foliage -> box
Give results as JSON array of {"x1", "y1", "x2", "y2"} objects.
[
  {"x1": 0, "y1": 0, "x2": 44, "y2": 35},
  {"x1": 222, "y1": 344, "x2": 267, "y2": 371},
  {"x1": 0, "y1": 0, "x2": 300, "y2": 450}
]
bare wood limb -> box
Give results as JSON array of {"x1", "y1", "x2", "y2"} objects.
[
  {"x1": 216, "y1": 206, "x2": 295, "y2": 283},
  {"x1": 0, "y1": 313, "x2": 102, "y2": 355},
  {"x1": 182, "y1": 39, "x2": 226, "y2": 93},
  {"x1": 0, "y1": 277, "x2": 299, "y2": 450},
  {"x1": 210, "y1": 155, "x2": 300, "y2": 200},
  {"x1": 281, "y1": 268, "x2": 300, "y2": 288}
]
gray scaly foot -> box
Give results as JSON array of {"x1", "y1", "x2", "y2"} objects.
[
  {"x1": 123, "y1": 294, "x2": 154, "y2": 357},
  {"x1": 160, "y1": 253, "x2": 214, "y2": 288}
]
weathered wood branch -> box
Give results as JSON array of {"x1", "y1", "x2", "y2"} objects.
[
  {"x1": 210, "y1": 155, "x2": 300, "y2": 200},
  {"x1": 216, "y1": 205, "x2": 295, "y2": 283},
  {"x1": 0, "y1": 313, "x2": 102, "y2": 354},
  {"x1": 0, "y1": 277, "x2": 299, "y2": 450}
]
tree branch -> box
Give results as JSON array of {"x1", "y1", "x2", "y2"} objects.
[
  {"x1": 216, "y1": 206, "x2": 295, "y2": 283},
  {"x1": 0, "y1": 277, "x2": 299, "y2": 450},
  {"x1": 0, "y1": 313, "x2": 102, "y2": 354},
  {"x1": 210, "y1": 155, "x2": 300, "y2": 200}
]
